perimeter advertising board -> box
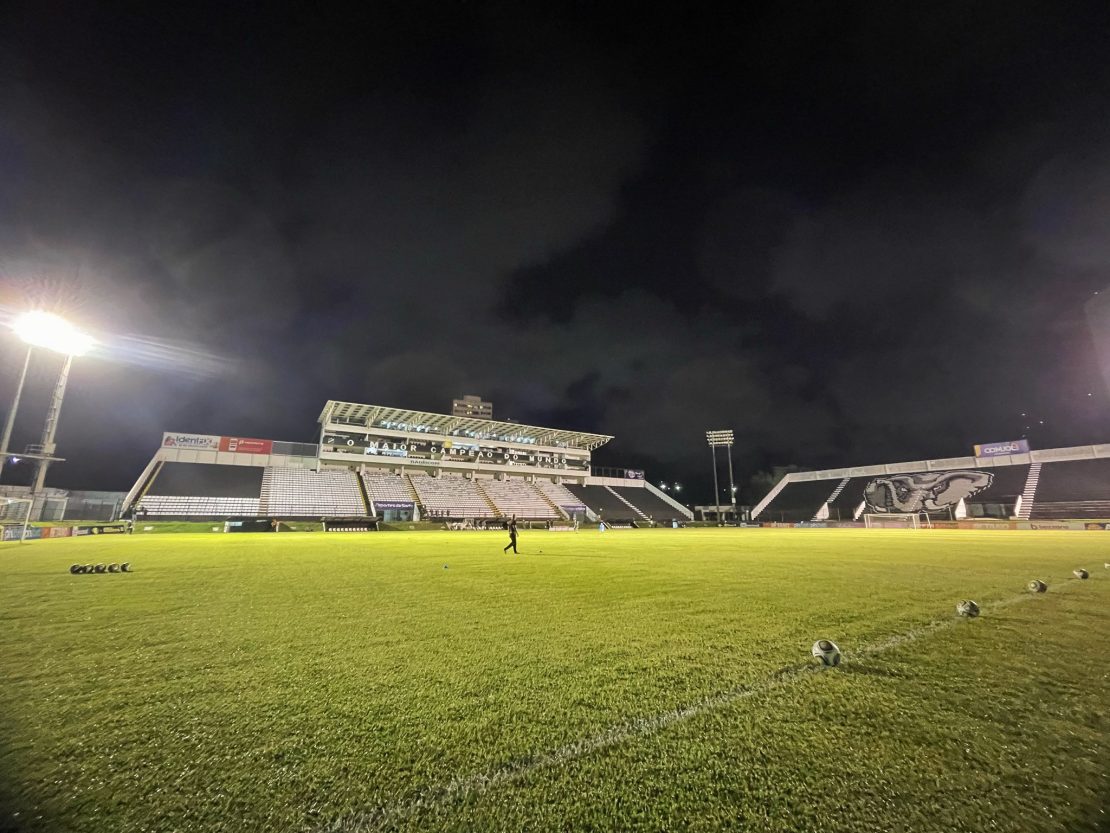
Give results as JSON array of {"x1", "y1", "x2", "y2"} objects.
[
  {"x1": 219, "y1": 436, "x2": 273, "y2": 454},
  {"x1": 162, "y1": 433, "x2": 220, "y2": 450},
  {"x1": 973, "y1": 439, "x2": 1030, "y2": 458}
]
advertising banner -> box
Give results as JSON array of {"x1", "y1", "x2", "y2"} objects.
[
  {"x1": 2, "y1": 526, "x2": 43, "y2": 541},
  {"x1": 162, "y1": 432, "x2": 220, "y2": 450},
  {"x1": 372, "y1": 501, "x2": 414, "y2": 510},
  {"x1": 625, "y1": 469, "x2": 645, "y2": 480},
  {"x1": 973, "y1": 439, "x2": 1030, "y2": 458},
  {"x1": 219, "y1": 436, "x2": 273, "y2": 454},
  {"x1": 1024, "y1": 520, "x2": 1071, "y2": 531}
]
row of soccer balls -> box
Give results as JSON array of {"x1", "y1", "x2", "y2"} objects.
[
  {"x1": 812, "y1": 567, "x2": 1099, "y2": 666},
  {"x1": 69, "y1": 563, "x2": 132, "y2": 574}
]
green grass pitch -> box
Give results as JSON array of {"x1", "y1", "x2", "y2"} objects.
[{"x1": 1, "y1": 529, "x2": 1108, "y2": 833}]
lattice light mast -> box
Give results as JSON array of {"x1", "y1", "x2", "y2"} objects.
[
  {"x1": 3, "y1": 312, "x2": 96, "y2": 497},
  {"x1": 706, "y1": 429, "x2": 736, "y2": 522}
]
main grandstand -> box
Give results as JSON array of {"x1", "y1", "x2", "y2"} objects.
[
  {"x1": 754, "y1": 442, "x2": 1110, "y2": 525},
  {"x1": 122, "y1": 401, "x2": 694, "y2": 525}
]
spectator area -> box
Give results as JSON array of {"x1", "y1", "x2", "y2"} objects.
[
  {"x1": 564, "y1": 485, "x2": 639, "y2": 520},
  {"x1": 1031, "y1": 459, "x2": 1110, "y2": 519},
  {"x1": 534, "y1": 480, "x2": 585, "y2": 512},
  {"x1": 757, "y1": 479, "x2": 841, "y2": 522},
  {"x1": 138, "y1": 463, "x2": 264, "y2": 518},
  {"x1": 410, "y1": 473, "x2": 497, "y2": 518},
  {"x1": 263, "y1": 467, "x2": 367, "y2": 517},
  {"x1": 611, "y1": 487, "x2": 685, "y2": 521},
  {"x1": 362, "y1": 473, "x2": 414, "y2": 504},
  {"x1": 478, "y1": 479, "x2": 558, "y2": 519}
]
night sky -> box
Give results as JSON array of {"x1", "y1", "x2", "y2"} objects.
[{"x1": 2, "y1": 2, "x2": 1109, "y2": 502}]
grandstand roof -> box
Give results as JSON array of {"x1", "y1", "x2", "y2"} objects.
[{"x1": 318, "y1": 400, "x2": 613, "y2": 451}]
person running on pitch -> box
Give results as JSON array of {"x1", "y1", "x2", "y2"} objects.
[{"x1": 503, "y1": 515, "x2": 519, "y2": 554}]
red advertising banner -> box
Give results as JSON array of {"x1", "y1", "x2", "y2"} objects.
[{"x1": 219, "y1": 436, "x2": 273, "y2": 454}]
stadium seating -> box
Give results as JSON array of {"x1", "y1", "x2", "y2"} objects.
[
  {"x1": 611, "y1": 487, "x2": 685, "y2": 522},
  {"x1": 478, "y1": 478, "x2": 558, "y2": 519},
  {"x1": 361, "y1": 473, "x2": 414, "y2": 504},
  {"x1": 564, "y1": 485, "x2": 639, "y2": 520},
  {"x1": 409, "y1": 473, "x2": 498, "y2": 518},
  {"x1": 1029, "y1": 458, "x2": 1110, "y2": 519},
  {"x1": 262, "y1": 467, "x2": 367, "y2": 517},
  {"x1": 138, "y1": 462, "x2": 265, "y2": 518},
  {"x1": 138, "y1": 495, "x2": 261, "y2": 516},
  {"x1": 758, "y1": 479, "x2": 842, "y2": 522},
  {"x1": 534, "y1": 480, "x2": 585, "y2": 512}
]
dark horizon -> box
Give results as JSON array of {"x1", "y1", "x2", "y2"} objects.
[{"x1": 2, "y1": 2, "x2": 1109, "y2": 503}]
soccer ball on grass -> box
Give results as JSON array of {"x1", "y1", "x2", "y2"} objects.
[
  {"x1": 956, "y1": 600, "x2": 980, "y2": 618},
  {"x1": 811, "y1": 639, "x2": 841, "y2": 667},
  {"x1": 1027, "y1": 580, "x2": 1047, "y2": 593}
]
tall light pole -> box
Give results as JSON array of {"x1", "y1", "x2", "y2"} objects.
[
  {"x1": 0, "y1": 345, "x2": 33, "y2": 481},
  {"x1": 706, "y1": 429, "x2": 736, "y2": 524},
  {"x1": 6, "y1": 312, "x2": 95, "y2": 506}
]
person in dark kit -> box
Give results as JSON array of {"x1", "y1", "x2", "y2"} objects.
[{"x1": 503, "y1": 516, "x2": 519, "y2": 554}]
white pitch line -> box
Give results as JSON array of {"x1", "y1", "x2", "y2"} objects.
[{"x1": 317, "y1": 585, "x2": 1067, "y2": 833}]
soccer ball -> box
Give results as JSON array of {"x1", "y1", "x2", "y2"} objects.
[
  {"x1": 120, "y1": 562, "x2": 132, "y2": 573},
  {"x1": 108, "y1": 563, "x2": 120, "y2": 573},
  {"x1": 1027, "y1": 580, "x2": 1047, "y2": 593},
  {"x1": 811, "y1": 639, "x2": 841, "y2": 667},
  {"x1": 93, "y1": 564, "x2": 107, "y2": 574},
  {"x1": 1073, "y1": 569, "x2": 1089, "y2": 580},
  {"x1": 69, "y1": 564, "x2": 83, "y2": 574},
  {"x1": 956, "y1": 600, "x2": 980, "y2": 618}
]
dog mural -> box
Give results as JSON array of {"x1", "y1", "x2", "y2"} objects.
[{"x1": 863, "y1": 470, "x2": 993, "y2": 514}]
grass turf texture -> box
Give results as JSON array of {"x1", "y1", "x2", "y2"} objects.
[{"x1": 1, "y1": 529, "x2": 1107, "y2": 833}]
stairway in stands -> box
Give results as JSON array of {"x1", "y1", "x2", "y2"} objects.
[
  {"x1": 259, "y1": 467, "x2": 273, "y2": 515},
  {"x1": 605, "y1": 486, "x2": 647, "y2": 521},
  {"x1": 811, "y1": 477, "x2": 850, "y2": 521},
  {"x1": 1016, "y1": 463, "x2": 1041, "y2": 520},
  {"x1": 536, "y1": 489, "x2": 568, "y2": 520},
  {"x1": 401, "y1": 474, "x2": 422, "y2": 505}
]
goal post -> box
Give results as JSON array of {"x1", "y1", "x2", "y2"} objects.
[
  {"x1": 0, "y1": 497, "x2": 34, "y2": 543},
  {"x1": 863, "y1": 513, "x2": 921, "y2": 529}
]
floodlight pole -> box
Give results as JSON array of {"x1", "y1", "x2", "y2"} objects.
[
  {"x1": 707, "y1": 429, "x2": 736, "y2": 525},
  {"x1": 31, "y1": 354, "x2": 74, "y2": 495},
  {"x1": 709, "y1": 444, "x2": 721, "y2": 522},
  {"x1": 0, "y1": 345, "x2": 33, "y2": 481},
  {"x1": 725, "y1": 442, "x2": 736, "y2": 519}
]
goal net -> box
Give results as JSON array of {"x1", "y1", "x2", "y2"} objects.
[
  {"x1": 0, "y1": 497, "x2": 34, "y2": 542},
  {"x1": 863, "y1": 513, "x2": 926, "y2": 529}
]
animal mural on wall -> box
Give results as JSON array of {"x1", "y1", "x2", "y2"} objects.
[{"x1": 863, "y1": 470, "x2": 993, "y2": 514}]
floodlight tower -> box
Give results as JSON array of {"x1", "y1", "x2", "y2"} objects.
[
  {"x1": 706, "y1": 429, "x2": 736, "y2": 523},
  {"x1": 0, "y1": 345, "x2": 32, "y2": 481},
  {"x1": 3, "y1": 312, "x2": 95, "y2": 498}
]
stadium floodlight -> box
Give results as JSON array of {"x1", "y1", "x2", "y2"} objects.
[
  {"x1": 2, "y1": 311, "x2": 96, "y2": 495},
  {"x1": 705, "y1": 429, "x2": 737, "y2": 524},
  {"x1": 13, "y1": 311, "x2": 96, "y2": 357}
]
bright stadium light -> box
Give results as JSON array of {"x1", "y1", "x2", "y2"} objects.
[
  {"x1": 1, "y1": 311, "x2": 97, "y2": 499},
  {"x1": 13, "y1": 311, "x2": 96, "y2": 356}
]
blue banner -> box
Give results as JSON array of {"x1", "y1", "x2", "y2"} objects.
[{"x1": 973, "y1": 439, "x2": 1030, "y2": 458}]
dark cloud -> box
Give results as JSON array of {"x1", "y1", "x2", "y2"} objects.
[{"x1": 0, "y1": 1, "x2": 1108, "y2": 499}]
